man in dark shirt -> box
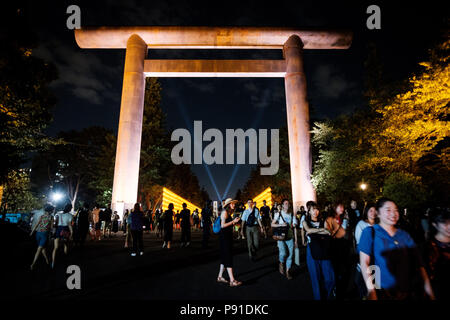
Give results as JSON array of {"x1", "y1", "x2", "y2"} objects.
[
  {"x1": 260, "y1": 200, "x2": 271, "y2": 239},
  {"x1": 103, "y1": 204, "x2": 113, "y2": 238},
  {"x1": 180, "y1": 203, "x2": 191, "y2": 247}
]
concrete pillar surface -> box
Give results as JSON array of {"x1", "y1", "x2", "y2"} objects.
[
  {"x1": 284, "y1": 35, "x2": 316, "y2": 211},
  {"x1": 111, "y1": 34, "x2": 147, "y2": 216}
]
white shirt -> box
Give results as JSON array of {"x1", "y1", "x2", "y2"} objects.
[
  {"x1": 56, "y1": 212, "x2": 73, "y2": 227},
  {"x1": 354, "y1": 220, "x2": 372, "y2": 245},
  {"x1": 299, "y1": 215, "x2": 306, "y2": 229},
  {"x1": 273, "y1": 210, "x2": 298, "y2": 227}
]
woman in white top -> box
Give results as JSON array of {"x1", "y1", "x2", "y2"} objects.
[
  {"x1": 52, "y1": 203, "x2": 73, "y2": 268},
  {"x1": 271, "y1": 199, "x2": 298, "y2": 280}
]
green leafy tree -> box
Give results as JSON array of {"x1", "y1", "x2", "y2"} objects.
[{"x1": 0, "y1": 31, "x2": 59, "y2": 184}]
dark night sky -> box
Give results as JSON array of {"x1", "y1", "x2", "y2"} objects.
[{"x1": 4, "y1": 0, "x2": 447, "y2": 201}]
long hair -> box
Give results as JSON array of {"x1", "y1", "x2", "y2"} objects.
[{"x1": 133, "y1": 203, "x2": 141, "y2": 213}]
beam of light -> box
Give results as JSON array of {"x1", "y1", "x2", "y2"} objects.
[
  {"x1": 221, "y1": 99, "x2": 266, "y2": 200},
  {"x1": 173, "y1": 95, "x2": 222, "y2": 201},
  {"x1": 162, "y1": 187, "x2": 202, "y2": 213}
]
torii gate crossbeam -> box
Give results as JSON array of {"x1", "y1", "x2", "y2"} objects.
[{"x1": 74, "y1": 26, "x2": 352, "y2": 214}]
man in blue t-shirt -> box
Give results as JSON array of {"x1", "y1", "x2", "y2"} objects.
[{"x1": 241, "y1": 199, "x2": 265, "y2": 261}]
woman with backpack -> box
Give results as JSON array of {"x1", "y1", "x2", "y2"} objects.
[
  {"x1": 303, "y1": 202, "x2": 335, "y2": 300},
  {"x1": 271, "y1": 199, "x2": 298, "y2": 280},
  {"x1": 52, "y1": 203, "x2": 74, "y2": 269},
  {"x1": 217, "y1": 198, "x2": 242, "y2": 287},
  {"x1": 359, "y1": 198, "x2": 435, "y2": 300}
]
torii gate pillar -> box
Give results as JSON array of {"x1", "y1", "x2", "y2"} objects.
[
  {"x1": 111, "y1": 34, "x2": 147, "y2": 213},
  {"x1": 284, "y1": 35, "x2": 316, "y2": 211}
]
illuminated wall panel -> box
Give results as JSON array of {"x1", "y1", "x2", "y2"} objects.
[
  {"x1": 251, "y1": 187, "x2": 273, "y2": 209},
  {"x1": 161, "y1": 187, "x2": 201, "y2": 213}
]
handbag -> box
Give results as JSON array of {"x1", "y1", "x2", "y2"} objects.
[{"x1": 272, "y1": 212, "x2": 291, "y2": 241}]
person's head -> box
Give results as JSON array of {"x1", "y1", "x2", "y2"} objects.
[
  {"x1": 281, "y1": 199, "x2": 289, "y2": 212},
  {"x1": 44, "y1": 204, "x2": 54, "y2": 214},
  {"x1": 362, "y1": 204, "x2": 377, "y2": 223},
  {"x1": 125, "y1": 209, "x2": 129, "y2": 214},
  {"x1": 307, "y1": 201, "x2": 317, "y2": 215},
  {"x1": 310, "y1": 203, "x2": 320, "y2": 221},
  {"x1": 223, "y1": 198, "x2": 237, "y2": 211},
  {"x1": 376, "y1": 198, "x2": 399, "y2": 227},
  {"x1": 63, "y1": 203, "x2": 72, "y2": 213},
  {"x1": 247, "y1": 199, "x2": 254, "y2": 209},
  {"x1": 182, "y1": 203, "x2": 187, "y2": 209},
  {"x1": 334, "y1": 202, "x2": 344, "y2": 216},
  {"x1": 168, "y1": 203, "x2": 174, "y2": 211},
  {"x1": 350, "y1": 200, "x2": 357, "y2": 210},
  {"x1": 107, "y1": 204, "x2": 111, "y2": 209},
  {"x1": 133, "y1": 203, "x2": 141, "y2": 212},
  {"x1": 263, "y1": 200, "x2": 266, "y2": 206},
  {"x1": 300, "y1": 205, "x2": 305, "y2": 212},
  {"x1": 431, "y1": 209, "x2": 450, "y2": 238},
  {"x1": 306, "y1": 200, "x2": 315, "y2": 213}
]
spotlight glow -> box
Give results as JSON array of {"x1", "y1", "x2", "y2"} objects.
[
  {"x1": 360, "y1": 183, "x2": 367, "y2": 191},
  {"x1": 51, "y1": 192, "x2": 64, "y2": 202}
]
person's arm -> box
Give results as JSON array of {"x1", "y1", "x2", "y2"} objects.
[
  {"x1": 257, "y1": 210, "x2": 264, "y2": 233},
  {"x1": 271, "y1": 213, "x2": 286, "y2": 228},
  {"x1": 419, "y1": 266, "x2": 435, "y2": 300},
  {"x1": 360, "y1": 251, "x2": 377, "y2": 300},
  {"x1": 302, "y1": 220, "x2": 329, "y2": 235},
  {"x1": 301, "y1": 228, "x2": 306, "y2": 246},
  {"x1": 30, "y1": 215, "x2": 42, "y2": 235}
]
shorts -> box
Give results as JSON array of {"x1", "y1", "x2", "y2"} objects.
[
  {"x1": 36, "y1": 231, "x2": 49, "y2": 247},
  {"x1": 56, "y1": 226, "x2": 70, "y2": 239}
]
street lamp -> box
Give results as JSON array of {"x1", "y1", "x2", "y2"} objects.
[{"x1": 359, "y1": 182, "x2": 368, "y2": 214}]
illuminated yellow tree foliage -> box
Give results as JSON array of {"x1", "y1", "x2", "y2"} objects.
[{"x1": 370, "y1": 39, "x2": 450, "y2": 170}]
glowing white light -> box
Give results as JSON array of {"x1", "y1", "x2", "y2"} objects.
[
  {"x1": 51, "y1": 192, "x2": 64, "y2": 202},
  {"x1": 360, "y1": 183, "x2": 367, "y2": 191}
]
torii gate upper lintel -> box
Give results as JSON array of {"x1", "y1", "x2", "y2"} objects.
[{"x1": 74, "y1": 26, "x2": 352, "y2": 214}]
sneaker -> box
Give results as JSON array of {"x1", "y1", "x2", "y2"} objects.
[
  {"x1": 162, "y1": 242, "x2": 166, "y2": 248},
  {"x1": 131, "y1": 253, "x2": 136, "y2": 257},
  {"x1": 186, "y1": 242, "x2": 190, "y2": 247},
  {"x1": 180, "y1": 243, "x2": 185, "y2": 248},
  {"x1": 139, "y1": 251, "x2": 144, "y2": 256}
]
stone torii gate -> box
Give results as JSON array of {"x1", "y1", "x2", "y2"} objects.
[{"x1": 74, "y1": 26, "x2": 352, "y2": 214}]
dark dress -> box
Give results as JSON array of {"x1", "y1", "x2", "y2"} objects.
[
  {"x1": 163, "y1": 209, "x2": 174, "y2": 242},
  {"x1": 219, "y1": 213, "x2": 234, "y2": 268}
]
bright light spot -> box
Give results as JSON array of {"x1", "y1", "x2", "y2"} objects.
[
  {"x1": 360, "y1": 183, "x2": 367, "y2": 191},
  {"x1": 51, "y1": 192, "x2": 64, "y2": 202}
]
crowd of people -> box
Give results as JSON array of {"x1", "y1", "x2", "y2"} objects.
[{"x1": 26, "y1": 196, "x2": 449, "y2": 300}]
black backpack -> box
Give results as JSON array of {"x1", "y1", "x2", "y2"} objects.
[{"x1": 246, "y1": 207, "x2": 257, "y2": 226}]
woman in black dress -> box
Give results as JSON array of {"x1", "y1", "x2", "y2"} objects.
[
  {"x1": 217, "y1": 198, "x2": 242, "y2": 287},
  {"x1": 162, "y1": 203, "x2": 174, "y2": 249}
]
